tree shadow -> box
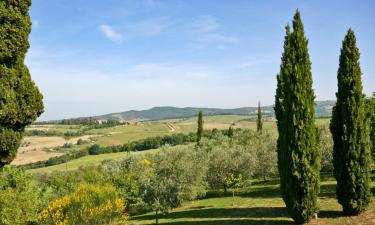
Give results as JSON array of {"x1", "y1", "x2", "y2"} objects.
[
  {"x1": 241, "y1": 185, "x2": 281, "y2": 198},
  {"x1": 160, "y1": 219, "x2": 293, "y2": 225},
  {"x1": 318, "y1": 210, "x2": 342, "y2": 219},
  {"x1": 132, "y1": 207, "x2": 290, "y2": 221},
  {"x1": 319, "y1": 183, "x2": 336, "y2": 199}
]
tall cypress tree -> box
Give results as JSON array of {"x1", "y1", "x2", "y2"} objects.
[
  {"x1": 0, "y1": 0, "x2": 44, "y2": 167},
  {"x1": 330, "y1": 29, "x2": 371, "y2": 215},
  {"x1": 275, "y1": 11, "x2": 320, "y2": 223},
  {"x1": 197, "y1": 111, "x2": 203, "y2": 143},
  {"x1": 257, "y1": 101, "x2": 263, "y2": 133}
]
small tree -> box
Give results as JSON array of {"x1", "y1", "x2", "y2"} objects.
[
  {"x1": 330, "y1": 29, "x2": 371, "y2": 215},
  {"x1": 257, "y1": 101, "x2": 263, "y2": 133},
  {"x1": 228, "y1": 126, "x2": 234, "y2": 137},
  {"x1": 224, "y1": 173, "x2": 243, "y2": 206},
  {"x1": 142, "y1": 177, "x2": 179, "y2": 225},
  {"x1": 197, "y1": 111, "x2": 204, "y2": 143}
]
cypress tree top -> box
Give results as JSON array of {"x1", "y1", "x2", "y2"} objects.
[{"x1": 197, "y1": 111, "x2": 203, "y2": 143}]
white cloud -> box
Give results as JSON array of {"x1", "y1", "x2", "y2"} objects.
[
  {"x1": 192, "y1": 15, "x2": 239, "y2": 46},
  {"x1": 27, "y1": 54, "x2": 276, "y2": 121},
  {"x1": 127, "y1": 17, "x2": 172, "y2": 37},
  {"x1": 197, "y1": 33, "x2": 239, "y2": 44},
  {"x1": 99, "y1": 25, "x2": 123, "y2": 43}
]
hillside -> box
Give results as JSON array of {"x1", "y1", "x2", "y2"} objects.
[{"x1": 91, "y1": 101, "x2": 334, "y2": 121}]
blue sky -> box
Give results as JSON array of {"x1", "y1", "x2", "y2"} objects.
[{"x1": 26, "y1": 0, "x2": 375, "y2": 120}]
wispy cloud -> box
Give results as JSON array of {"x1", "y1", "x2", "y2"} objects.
[
  {"x1": 128, "y1": 17, "x2": 172, "y2": 37},
  {"x1": 99, "y1": 25, "x2": 123, "y2": 43},
  {"x1": 193, "y1": 15, "x2": 219, "y2": 33},
  {"x1": 192, "y1": 15, "x2": 240, "y2": 46}
]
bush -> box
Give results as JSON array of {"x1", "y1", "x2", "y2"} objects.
[
  {"x1": 0, "y1": 167, "x2": 44, "y2": 225},
  {"x1": 37, "y1": 183, "x2": 129, "y2": 225}
]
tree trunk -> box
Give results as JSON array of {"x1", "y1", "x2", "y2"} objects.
[
  {"x1": 155, "y1": 210, "x2": 159, "y2": 225},
  {"x1": 232, "y1": 190, "x2": 235, "y2": 206}
]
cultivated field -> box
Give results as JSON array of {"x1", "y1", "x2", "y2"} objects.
[{"x1": 16, "y1": 116, "x2": 328, "y2": 167}]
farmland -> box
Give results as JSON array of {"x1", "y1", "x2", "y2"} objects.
[{"x1": 14, "y1": 115, "x2": 273, "y2": 166}]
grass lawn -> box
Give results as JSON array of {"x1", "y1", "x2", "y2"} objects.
[
  {"x1": 29, "y1": 149, "x2": 158, "y2": 173},
  {"x1": 130, "y1": 180, "x2": 375, "y2": 225}
]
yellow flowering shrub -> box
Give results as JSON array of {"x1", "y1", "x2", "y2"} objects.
[{"x1": 38, "y1": 183, "x2": 129, "y2": 225}]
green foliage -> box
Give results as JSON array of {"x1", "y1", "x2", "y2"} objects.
[
  {"x1": 227, "y1": 126, "x2": 234, "y2": 137},
  {"x1": 197, "y1": 111, "x2": 204, "y2": 143},
  {"x1": 0, "y1": 0, "x2": 44, "y2": 167},
  {"x1": 0, "y1": 166, "x2": 44, "y2": 225},
  {"x1": 37, "y1": 183, "x2": 128, "y2": 225},
  {"x1": 275, "y1": 11, "x2": 320, "y2": 223},
  {"x1": 318, "y1": 125, "x2": 334, "y2": 173},
  {"x1": 330, "y1": 29, "x2": 371, "y2": 215},
  {"x1": 368, "y1": 93, "x2": 375, "y2": 158},
  {"x1": 200, "y1": 131, "x2": 258, "y2": 192},
  {"x1": 257, "y1": 101, "x2": 263, "y2": 133}
]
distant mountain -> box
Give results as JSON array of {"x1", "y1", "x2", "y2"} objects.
[{"x1": 90, "y1": 100, "x2": 335, "y2": 121}]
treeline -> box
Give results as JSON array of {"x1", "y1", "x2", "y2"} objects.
[{"x1": 60, "y1": 118, "x2": 124, "y2": 126}]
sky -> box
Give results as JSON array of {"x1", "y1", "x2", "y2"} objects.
[{"x1": 26, "y1": 0, "x2": 375, "y2": 121}]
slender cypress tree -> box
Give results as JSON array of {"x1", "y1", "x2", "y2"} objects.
[
  {"x1": 228, "y1": 126, "x2": 234, "y2": 137},
  {"x1": 257, "y1": 101, "x2": 263, "y2": 133},
  {"x1": 330, "y1": 29, "x2": 371, "y2": 215},
  {"x1": 0, "y1": 0, "x2": 44, "y2": 167},
  {"x1": 275, "y1": 11, "x2": 320, "y2": 223},
  {"x1": 197, "y1": 111, "x2": 203, "y2": 143}
]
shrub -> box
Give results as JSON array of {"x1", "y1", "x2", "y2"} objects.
[
  {"x1": 38, "y1": 183, "x2": 129, "y2": 225},
  {"x1": 0, "y1": 167, "x2": 44, "y2": 225}
]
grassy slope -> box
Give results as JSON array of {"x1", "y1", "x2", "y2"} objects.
[
  {"x1": 29, "y1": 149, "x2": 158, "y2": 173},
  {"x1": 130, "y1": 180, "x2": 375, "y2": 225}
]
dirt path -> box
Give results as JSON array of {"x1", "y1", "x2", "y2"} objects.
[{"x1": 166, "y1": 123, "x2": 176, "y2": 132}]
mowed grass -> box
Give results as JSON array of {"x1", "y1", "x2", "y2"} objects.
[
  {"x1": 29, "y1": 149, "x2": 158, "y2": 173},
  {"x1": 130, "y1": 180, "x2": 375, "y2": 225},
  {"x1": 87, "y1": 123, "x2": 172, "y2": 146}
]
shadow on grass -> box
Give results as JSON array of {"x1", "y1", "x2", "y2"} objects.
[
  {"x1": 158, "y1": 219, "x2": 293, "y2": 225},
  {"x1": 319, "y1": 210, "x2": 342, "y2": 219},
  {"x1": 319, "y1": 183, "x2": 336, "y2": 199},
  {"x1": 242, "y1": 186, "x2": 281, "y2": 198},
  {"x1": 133, "y1": 207, "x2": 290, "y2": 221}
]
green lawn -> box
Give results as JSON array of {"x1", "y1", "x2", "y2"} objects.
[
  {"x1": 130, "y1": 180, "x2": 375, "y2": 225},
  {"x1": 29, "y1": 149, "x2": 158, "y2": 173}
]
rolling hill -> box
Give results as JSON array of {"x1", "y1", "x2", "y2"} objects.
[{"x1": 90, "y1": 100, "x2": 335, "y2": 121}]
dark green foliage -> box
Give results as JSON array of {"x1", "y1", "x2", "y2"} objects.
[
  {"x1": 0, "y1": 0, "x2": 44, "y2": 167},
  {"x1": 275, "y1": 11, "x2": 320, "y2": 223},
  {"x1": 257, "y1": 101, "x2": 263, "y2": 133},
  {"x1": 197, "y1": 111, "x2": 204, "y2": 143},
  {"x1": 368, "y1": 93, "x2": 375, "y2": 158},
  {"x1": 227, "y1": 126, "x2": 234, "y2": 137},
  {"x1": 330, "y1": 29, "x2": 371, "y2": 215}
]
